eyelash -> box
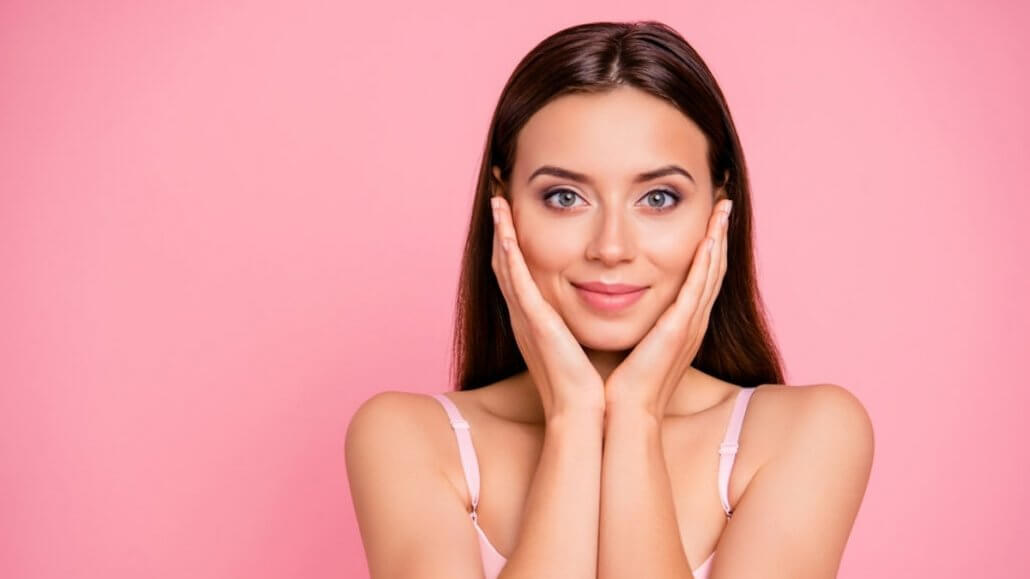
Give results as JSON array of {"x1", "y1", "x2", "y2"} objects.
[{"x1": 541, "y1": 187, "x2": 683, "y2": 213}]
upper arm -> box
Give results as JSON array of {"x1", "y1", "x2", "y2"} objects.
[
  {"x1": 711, "y1": 384, "x2": 875, "y2": 579},
  {"x1": 345, "y1": 391, "x2": 486, "y2": 579}
]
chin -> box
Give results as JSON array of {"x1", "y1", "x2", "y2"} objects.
[{"x1": 565, "y1": 315, "x2": 650, "y2": 352}]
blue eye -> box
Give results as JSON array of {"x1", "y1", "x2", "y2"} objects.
[
  {"x1": 542, "y1": 188, "x2": 586, "y2": 210},
  {"x1": 640, "y1": 188, "x2": 682, "y2": 211},
  {"x1": 541, "y1": 187, "x2": 683, "y2": 212}
]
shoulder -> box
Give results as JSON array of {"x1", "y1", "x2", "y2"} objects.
[
  {"x1": 752, "y1": 382, "x2": 875, "y2": 500},
  {"x1": 749, "y1": 382, "x2": 874, "y2": 449},
  {"x1": 713, "y1": 384, "x2": 875, "y2": 575},
  {"x1": 344, "y1": 390, "x2": 463, "y2": 482},
  {"x1": 344, "y1": 390, "x2": 497, "y2": 578},
  {"x1": 344, "y1": 389, "x2": 490, "y2": 471},
  {"x1": 738, "y1": 383, "x2": 874, "y2": 492},
  {"x1": 730, "y1": 383, "x2": 873, "y2": 480},
  {"x1": 345, "y1": 390, "x2": 452, "y2": 456},
  {"x1": 343, "y1": 390, "x2": 493, "y2": 516},
  {"x1": 346, "y1": 390, "x2": 426, "y2": 439},
  {"x1": 781, "y1": 383, "x2": 874, "y2": 455}
]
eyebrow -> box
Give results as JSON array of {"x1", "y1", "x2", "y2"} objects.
[{"x1": 527, "y1": 164, "x2": 696, "y2": 186}]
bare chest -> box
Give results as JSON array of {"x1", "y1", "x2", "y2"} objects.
[{"x1": 436, "y1": 399, "x2": 783, "y2": 566}]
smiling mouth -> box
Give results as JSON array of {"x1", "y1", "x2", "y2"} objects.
[
  {"x1": 571, "y1": 283, "x2": 648, "y2": 313},
  {"x1": 570, "y1": 281, "x2": 648, "y2": 294}
]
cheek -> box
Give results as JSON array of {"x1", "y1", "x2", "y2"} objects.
[
  {"x1": 513, "y1": 214, "x2": 579, "y2": 273},
  {"x1": 647, "y1": 230, "x2": 706, "y2": 281},
  {"x1": 510, "y1": 216, "x2": 573, "y2": 303}
]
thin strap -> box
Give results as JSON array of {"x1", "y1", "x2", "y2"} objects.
[
  {"x1": 430, "y1": 393, "x2": 482, "y2": 520},
  {"x1": 718, "y1": 387, "x2": 759, "y2": 518}
]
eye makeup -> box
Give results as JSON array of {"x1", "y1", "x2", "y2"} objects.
[{"x1": 540, "y1": 187, "x2": 683, "y2": 213}]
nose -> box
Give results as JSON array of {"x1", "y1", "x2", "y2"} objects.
[{"x1": 584, "y1": 207, "x2": 636, "y2": 266}]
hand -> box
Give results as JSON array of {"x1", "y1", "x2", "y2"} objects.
[
  {"x1": 490, "y1": 195, "x2": 605, "y2": 420},
  {"x1": 604, "y1": 199, "x2": 733, "y2": 418}
]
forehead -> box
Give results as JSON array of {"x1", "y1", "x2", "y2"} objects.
[{"x1": 513, "y1": 86, "x2": 710, "y2": 187}]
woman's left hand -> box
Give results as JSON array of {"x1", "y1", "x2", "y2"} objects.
[{"x1": 604, "y1": 199, "x2": 733, "y2": 419}]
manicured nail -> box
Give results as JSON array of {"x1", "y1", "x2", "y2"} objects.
[
  {"x1": 725, "y1": 200, "x2": 733, "y2": 215},
  {"x1": 503, "y1": 238, "x2": 512, "y2": 252}
]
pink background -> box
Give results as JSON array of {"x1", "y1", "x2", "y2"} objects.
[{"x1": 2, "y1": 1, "x2": 1027, "y2": 577}]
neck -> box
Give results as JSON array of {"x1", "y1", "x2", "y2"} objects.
[
  {"x1": 510, "y1": 354, "x2": 724, "y2": 423},
  {"x1": 582, "y1": 346, "x2": 631, "y2": 384}
]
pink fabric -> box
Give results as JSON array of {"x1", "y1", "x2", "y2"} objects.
[{"x1": 432, "y1": 386, "x2": 758, "y2": 579}]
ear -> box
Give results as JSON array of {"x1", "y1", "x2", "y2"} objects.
[
  {"x1": 490, "y1": 165, "x2": 506, "y2": 199},
  {"x1": 714, "y1": 169, "x2": 731, "y2": 203}
]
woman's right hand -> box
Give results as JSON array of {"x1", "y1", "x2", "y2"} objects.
[{"x1": 490, "y1": 194, "x2": 605, "y2": 420}]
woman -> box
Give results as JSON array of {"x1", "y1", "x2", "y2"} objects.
[{"x1": 346, "y1": 20, "x2": 874, "y2": 579}]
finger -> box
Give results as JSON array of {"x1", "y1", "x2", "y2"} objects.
[
  {"x1": 605, "y1": 203, "x2": 726, "y2": 392},
  {"x1": 491, "y1": 197, "x2": 591, "y2": 393},
  {"x1": 492, "y1": 197, "x2": 535, "y2": 348},
  {"x1": 656, "y1": 215, "x2": 717, "y2": 339},
  {"x1": 697, "y1": 201, "x2": 731, "y2": 335},
  {"x1": 718, "y1": 202, "x2": 730, "y2": 286},
  {"x1": 610, "y1": 238, "x2": 713, "y2": 393},
  {"x1": 491, "y1": 196, "x2": 520, "y2": 307},
  {"x1": 491, "y1": 196, "x2": 543, "y2": 360},
  {"x1": 493, "y1": 196, "x2": 562, "y2": 333},
  {"x1": 699, "y1": 201, "x2": 730, "y2": 309},
  {"x1": 491, "y1": 195, "x2": 537, "y2": 334},
  {"x1": 490, "y1": 196, "x2": 515, "y2": 306},
  {"x1": 627, "y1": 220, "x2": 716, "y2": 371}
]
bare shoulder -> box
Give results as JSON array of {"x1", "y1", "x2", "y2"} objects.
[
  {"x1": 713, "y1": 383, "x2": 875, "y2": 577},
  {"x1": 345, "y1": 390, "x2": 462, "y2": 470},
  {"x1": 344, "y1": 390, "x2": 487, "y2": 578},
  {"x1": 734, "y1": 383, "x2": 874, "y2": 491},
  {"x1": 748, "y1": 382, "x2": 874, "y2": 446},
  {"x1": 787, "y1": 383, "x2": 875, "y2": 471},
  {"x1": 346, "y1": 391, "x2": 428, "y2": 447},
  {"x1": 345, "y1": 388, "x2": 490, "y2": 502}
]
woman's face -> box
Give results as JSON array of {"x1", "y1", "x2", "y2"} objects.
[{"x1": 492, "y1": 85, "x2": 725, "y2": 352}]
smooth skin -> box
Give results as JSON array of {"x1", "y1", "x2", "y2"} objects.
[{"x1": 345, "y1": 86, "x2": 875, "y2": 579}]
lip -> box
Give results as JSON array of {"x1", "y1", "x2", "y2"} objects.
[
  {"x1": 571, "y1": 281, "x2": 649, "y2": 313},
  {"x1": 571, "y1": 281, "x2": 647, "y2": 294}
]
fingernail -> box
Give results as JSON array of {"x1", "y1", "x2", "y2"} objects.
[
  {"x1": 725, "y1": 200, "x2": 733, "y2": 215},
  {"x1": 490, "y1": 197, "x2": 499, "y2": 210},
  {"x1": 503, "y1": 238, "x2": 512, "y2": 252},
  {"x1": 492, "y1": 207, "x2": 499, "y2": 224}
]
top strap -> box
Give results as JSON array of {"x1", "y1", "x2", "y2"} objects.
[
  {"x1": 717, "y1": 387, "x2": 759, "y2": 518},
  {"x1": 430, "y1": 393, "x2": 482, "y2": 519},
  {"x1": 432, "y1": 387, "x2": 758, "y2": 522}
]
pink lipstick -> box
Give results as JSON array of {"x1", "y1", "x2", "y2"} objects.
[{"x1": 571, "y1": 281, "x2": 648, "y2": 313}]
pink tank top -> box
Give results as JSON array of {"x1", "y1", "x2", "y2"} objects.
[{"x1": 431, "y1": 387, "x2": 758, "y2": 579}]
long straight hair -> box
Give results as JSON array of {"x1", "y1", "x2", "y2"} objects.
[{"x1": 449, "y1": 21, "x2": 785, "y2": 391}]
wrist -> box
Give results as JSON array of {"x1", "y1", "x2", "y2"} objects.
[
  {"x1": 546, "y1": 404, "x2": 605, "y2": 428},
  {"x1": 604, "y1": 403, "x2": 663, "y2": 431},
  {"x1": 604, "y1": 393, "x2": 662, "y2": 423}
]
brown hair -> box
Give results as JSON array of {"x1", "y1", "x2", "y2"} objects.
[{"x1": 448, "y1": 20, "x2": 785, "y2": 391}]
